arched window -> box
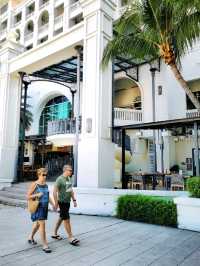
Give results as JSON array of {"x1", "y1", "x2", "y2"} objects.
[
  {"x1": 39, "y1": 96, "x2": 72, "y2": 135},
  {"x1": 25, "y1": 20, "x2": 34, "y2": 35},
  {"x1": 39, "y1": 10, "x2": 49, "y2": 27},
  {"x1": 15, "y1": 29, "x2": 20, "y2": 41}
]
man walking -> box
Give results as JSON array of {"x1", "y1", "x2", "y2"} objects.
[{"x1": 52, "y1": 164, "x2": 80, "y2": 246}]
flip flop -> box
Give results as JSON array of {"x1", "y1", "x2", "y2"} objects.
[
  {"x1": 28, "y1": 239, "x2": 37, "y2": 245},
  {"x1": 42, "y1": 247, "x2": 52, "y2": 253},
  {"x1": 51, "y1": 235, "x2": 63, "y2": 240},
  {"x1": 69, "y1": 238, "x2": 80, "y2": 246}
]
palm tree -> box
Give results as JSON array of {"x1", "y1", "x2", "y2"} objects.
[
  {"x1": 20, "y1": 96, "x2": 33, "y2": 131},
  {"x1": 102, "y1": 0, "x2": 200, "y2": 110}
]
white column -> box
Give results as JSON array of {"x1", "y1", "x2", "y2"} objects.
[
  {"x1": 77, "y1": 0, "x2": 116, "y2": 188},
  {"x1": 49, "y1": 0, "x2": 55, "y2": 38},
  {"x1": 20, "y1": 5, "x2": 26, "y2": 45},
  {"x1": 33, "y1": 1, "x2": 40, "y2": 47},
  {"x1": 0, "y1": 40, "x2": 24, "y2": 183},
  {"x1": 64, "y1": 0, "x2": 70, "y2": 31}
]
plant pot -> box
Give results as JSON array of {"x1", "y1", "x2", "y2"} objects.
[{"x1": 174, "y1": 197, "x2": 200, "y2": 232}]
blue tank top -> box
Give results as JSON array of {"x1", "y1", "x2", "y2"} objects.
[{"x1": 35, "y1": 184, "x2": 49, "y2": 206}]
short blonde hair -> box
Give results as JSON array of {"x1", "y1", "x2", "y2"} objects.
[
  {"x1": 63, "y1": 164, "x2": 72, "y2": 172},
  {"x1": 37, "y1": 168, "x2": 47, "y2": 177}
]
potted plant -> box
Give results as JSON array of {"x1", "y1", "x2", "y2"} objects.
[{"x1": 174, "y1": 177, "x2": 200, "y2": 232}]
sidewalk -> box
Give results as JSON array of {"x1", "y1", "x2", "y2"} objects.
[{"x1": 0, "y1": 205, "x2": 200, "y2": 266}]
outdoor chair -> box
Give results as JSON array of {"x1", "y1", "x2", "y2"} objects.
[{"x1": 170, "y1": 174, "x2": 184, "y2": 191}]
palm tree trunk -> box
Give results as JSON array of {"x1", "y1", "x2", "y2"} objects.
[{"x1": 170, "y1": 64, "x2": 200, "y2": 111}]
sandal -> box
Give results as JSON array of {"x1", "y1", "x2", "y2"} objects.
[
  {"x1": 69, "y1": 238, "x2": 80, "y2": 246},
  {"x1": 51, "y1": 235, "x2": 63, "y2": 240},
  {"x1": 42, "y1": 247, "x2": 52, "y2": 253},
  {"x1": 28, "y1": 239, "x2": 37, "y2": 245}
]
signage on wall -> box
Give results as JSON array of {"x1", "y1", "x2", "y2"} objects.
[{"x1": 86, "y1": 118, "x2": 92, "y2": 133}]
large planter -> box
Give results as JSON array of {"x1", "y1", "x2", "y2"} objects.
[{"x1": 174, "y1": 197, "x2": 200, "y2": 232}]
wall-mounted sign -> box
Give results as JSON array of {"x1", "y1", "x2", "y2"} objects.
[{"x1": 86, "y1": 118, "x2": 92, "y2": 133}]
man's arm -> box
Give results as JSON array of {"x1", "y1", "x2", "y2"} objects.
[{"x1": 71, "y1": 190, "x2": 77, "y2": 207}]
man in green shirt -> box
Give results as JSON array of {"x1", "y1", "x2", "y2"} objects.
[{"x1": 52, "y1": 164, "x2": 80, "y2": 246}]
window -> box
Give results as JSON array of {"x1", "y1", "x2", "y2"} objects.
[
  {"x1": 1, "y1": 19, "x2": 7, "y2": 30},
  {"x1": 186, "y1": 158, "x2": 192, "y2": 171},
  {"x1": 69, "y1": 14, "x2": 83, "y2": 27},
  {"x1": 39, "y1": 36, "x2": 48, "y2": 44},
  {"x1": 54, "y1": 28, "x2": 63, "y2": 36},
  {"x1": 27, "y1": 3, "x2": 35, "y2": 16},
  {"x1": 26, "y1": 44, "x2": 33, "y2": 50},
  {"x1": 15, "y1": 12, "x2": 22, "y2": 24},
  {"x1": 0, "y1": 4, "x2": 8, "y2": 15},
  {"x1": 187, "y1": 91, "x2": 200, "y2": 110},
  {"x1": 27, "y1": 21, "x2": 34, "y2": 33},
  {"x1": 39, "y1": 96, "x2": 72, "y2": 135},
  {"x1": 40, "y1": 11, "x2": 49, "y2": 26},
  {"x1": 54, "y1": 4, "x2": 64, "y2": 17},
  {"x1": 16, "y1": 29, "x2": 20, "y2": 41}
]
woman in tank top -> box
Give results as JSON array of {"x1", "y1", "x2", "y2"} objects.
[{"x1": 27, "y1": 168, "x2": 55, "y2": 253}]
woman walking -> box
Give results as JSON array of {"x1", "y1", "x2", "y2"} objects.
[{"x1": 27, "y1": 168, "x2": 55, "y2": 253}]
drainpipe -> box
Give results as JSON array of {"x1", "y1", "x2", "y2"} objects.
[
  {"x1": 112, "y1": 61, "x2": 115, "y2": 142},
  {"x1": 73, "y1": 45, "x2": 82, "y2": 187},
  {"x1": 194, "y1": 122, "x2": 199, "y2": 176},
  {"x1": 121, "y1": 128, "x2": 126, "y2": 189},
  {"x1": 150, "y1": 67, "x2": 157, "y2": 173}
]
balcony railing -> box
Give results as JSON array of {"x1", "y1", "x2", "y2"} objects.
[
  {"x1": 38, "y1": 23, "x2": 49, "y2": 34},
  {"x1": 114, "y1": 108, "x2": 143, "y2": 125},
  {"x1": 70, "y1": 1, "x2": 81, "y2": 13},
  {"x1": 25, "y1": 32, "x2": 33, "y2": 42},
  {"x1": 186, "y1": 109, "x2": 200, "y2": 118},
  {"x1": 54, "y1": 15, "x2": 63, "y2": 25},
  {"x1": 47, "y1": 118, "x2": 81, "y2": 136},
  {"x1": 26, "y1": 12, "x2": 34, "y2": 20},
  {"x1": 0, "y1": 29, "x2": 7, "y2": 39},
  {"x1": 13, "y1": 20, "x2": 21, "y2": 28},
  {"x1": 40, "y1": 1, "x2": 49, "y2": 10}
]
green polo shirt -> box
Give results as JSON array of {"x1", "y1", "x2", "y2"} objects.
[{"x1": 55, "y1": 175, "x2": 73, "y2": 203}]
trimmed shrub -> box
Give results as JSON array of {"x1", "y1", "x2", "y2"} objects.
[
  {"x1": 187, "y1": 177, "x2": 200, "y2": 198},
  {"x1": 117, "y1": 195, "x2": 177, "y2": 227}
]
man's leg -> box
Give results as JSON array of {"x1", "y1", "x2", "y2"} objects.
[{"x1": 63, "y1": 219, "x2": 73, "y2": 239}]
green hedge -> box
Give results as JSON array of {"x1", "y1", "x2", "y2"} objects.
[
  {"x1": 187, "y1": 177, "x2": 200, "y2": 198},
  {"x1": 117, "y1": 195, "x2": 177, "y2": 227}
]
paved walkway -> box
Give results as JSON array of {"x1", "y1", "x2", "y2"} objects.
[{"x1": 0, "y1": 205, "x2": 200, "y2": 266}]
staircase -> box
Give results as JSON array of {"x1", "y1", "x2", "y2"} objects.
[{"x1": 0, "y1": 183, "x2": 30, "y2": 208}]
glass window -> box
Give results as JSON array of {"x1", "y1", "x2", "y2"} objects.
[{"x1": 39, "y1": 96, "x2": 71, "y2": 135}]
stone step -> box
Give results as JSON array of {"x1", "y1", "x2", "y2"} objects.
[
  {"x1": 0, "y1": 195, "x2": 27, "y2": 208},
  {"x1": 11, "y1": 182, "x2": 32, "y2": 188},
  {"x1": 0, "y1": 182, "x2": 54, "y2": 209},
  {"x1": 0, "y1": 190, "x2": 26, "y2": 200},
  {"x1": 3, "y1": 186, "x2": 27, "y2": 194}
]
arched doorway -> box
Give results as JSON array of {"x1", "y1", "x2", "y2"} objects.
[
  {"x1": 24, "y1": 95, "x2": 73, "y2": 181},
  {"x1": 114, "y1": 77, "x2": 143, "y2": 127}
]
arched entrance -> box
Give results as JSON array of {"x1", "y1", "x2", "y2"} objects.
[{"x1": 114, "y1": 77, "x2": 143, "y2": 126}]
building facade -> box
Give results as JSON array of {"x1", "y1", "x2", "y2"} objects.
[{"x1": 0, "y1": 0, "x2": 200, "y2": 189}]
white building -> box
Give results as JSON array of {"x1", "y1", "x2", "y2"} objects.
[{"x1": 0, "y1": 0, "x2": 200, "y2": 190}]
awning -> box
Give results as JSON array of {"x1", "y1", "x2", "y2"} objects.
[
  {"x1": 114, "y1": 116, "x2": 200, "y2": 131},
  {"x1": 30, "y1": 55, "x2": 142, "y2": 83}
]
